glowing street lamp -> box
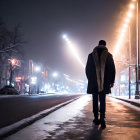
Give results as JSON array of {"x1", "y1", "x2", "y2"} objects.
[
  {"x1": 52, "y1": 72, "x2": 58, "y2": 78},
  {"x1": 130, "y1": 3, "x2": 135, "y2": 9},
  {"x1": 127, "y1": 12, "x2": 132, "y2": 18},
  {"x1": 34, "y1": 66, "x2": 41, "y2": 72},
  {"x1": 62, "y1": 34, "x2": 67, "y2": 39},
  {"x1": 125, "y1": 18, "x2": 130, "y2": 23},
  {"x1": 113, "y1": 4, "x2": 134, "y2": 57},
  {"x1": 122, "y1": 28, "x2": 127, "y2": 33},
  {"x1": 62, "y1": 34, "x2": 85, "y2": 68}
]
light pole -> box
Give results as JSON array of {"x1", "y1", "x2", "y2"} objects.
[
  {"x1": 29, "y1": 60, "x2": 34, "y2": 94},
  {"x1": 135, "y1": 0, "x2": 139, "y2": 99},
  {"x1": 128, "y1": 26, "x2": 132, "y2": 99}
]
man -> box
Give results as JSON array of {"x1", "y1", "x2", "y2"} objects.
[{"x1": 85, "y1": 40, "x2": 115, "y2": 128}]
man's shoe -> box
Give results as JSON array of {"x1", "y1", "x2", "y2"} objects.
[
  {"x1": 93, "y1": 119, "x2": 100, "y2": 125},
  {"x1": 100, "y1": 120, "x2": 106, "y2": 129}
]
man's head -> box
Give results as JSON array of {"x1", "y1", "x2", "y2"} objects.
[{"x1": 98, "y1": 40, "x2": 106, "y2": 46}]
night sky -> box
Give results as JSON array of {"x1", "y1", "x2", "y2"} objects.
[{"x1": 0, "y1": 0, "x2": 130, "y2": 80}]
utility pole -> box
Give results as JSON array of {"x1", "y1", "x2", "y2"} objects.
[
  {"x1": 29, "y1": 60, "x2": 33, "y2": 94},
  {"x1": 135, "y1": 1, "x2": 139, "y2": 99},
  {"x1": 129, "y1": 26, "x2": 131, "y2": 99}
]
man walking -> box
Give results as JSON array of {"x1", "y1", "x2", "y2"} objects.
[{"x1": 85, "y1": 40, "x2": 115, "y2": 128}]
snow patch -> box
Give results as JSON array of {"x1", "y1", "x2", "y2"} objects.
[{"x1": 4, "y1": 95, "x2": 91, "y2": 140}]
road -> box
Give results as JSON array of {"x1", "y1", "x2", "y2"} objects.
[
  {"x1": 0, "y1": 94, "x2": 82, "y2": 128},
  {"x1": 4, "y1": 95, "x2": 140, "y2": 140}
]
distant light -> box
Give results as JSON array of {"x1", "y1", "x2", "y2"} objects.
[
  {"x1": 125, "y1": 18, "x2": 130, "y2": 23},
  {"x1": 9, "y1": 59, "x2": 20, "y2": 66},
  {"x1": 31, "y1": 76, "x2": 37, "y2": 84},
  {"x1": 121, "y1": 75, "x2": 126, "y2": 82},
  {"x1": 52, "y1": 72, "x2": 58, "y2": 77},
  {"x1": 130, "y1": 4, "x2": 135, "y2": 9},
  {"x1": 127, "y1": 12, "x2": 132, "y2": 17},
  {"x1": 122, "y1": 28, "x2": 127, "y2": 33},
  {"x1": 35, "y1": 66, "x2": 41, "y2": 72},
  {"x1": 123, "y1": 23, "x2": 128, "y2": 28},
  {"x1": 62, "y1": 34, "x2": 67, "y2": 39}
]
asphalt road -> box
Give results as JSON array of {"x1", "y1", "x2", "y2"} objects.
[
  {"x1": 0, "y1": 94, "x2": 82, "y2": 128},
  {"x1": 4, "y1": 96, "x2": 140, "y2": 140}
]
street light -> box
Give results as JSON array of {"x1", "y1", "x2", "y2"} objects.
[
  {"x1": 62, "y1": 34, "x2": 67, "y2": 39},
  {"x1": 52, "y1": 72, "x2": 58, "y2": 78},
  {"x1": 127, "y1": 11, "x2": 133, "y2": 18},
  {"x1": 113, "y1": 1, "x2": 137, "y2": 99},
  {"x1": 133, "y1": 0, "x2": 139, "y2": 99},
  {"x1": 62, "y1": 34, "x2": 85, "y2": 68},
  {"x1": 125, "y1": 18, "x2": 130, "y2": 23},
  {"x1": 130, "y1": 3, "x2": 135, "y2": 9},
  {"x1": 34, "y1": 66, "x2": 41, "y2": 72}
]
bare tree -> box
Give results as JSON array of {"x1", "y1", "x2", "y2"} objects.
[{"x1": 0, "y1": 19, "x2": 25, "y2": 88}]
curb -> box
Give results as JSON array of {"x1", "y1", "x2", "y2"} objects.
[
  {"x1": 0, "y1": 96, "x2": 81, "y2": 139},
  {"x1": 111, "y1": 97, "x2": 140, "y2": 108}
]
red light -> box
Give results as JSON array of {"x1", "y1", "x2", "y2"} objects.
[{"x1": 9, "y1": 59, "x2": 20, "y2": 66}]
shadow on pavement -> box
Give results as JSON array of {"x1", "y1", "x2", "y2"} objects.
[{"x1": 88, "y1": 125, "x2": 103, "y2": 140}]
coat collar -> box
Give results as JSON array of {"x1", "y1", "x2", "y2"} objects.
[{"x1": 93, "y1": 45, "x2": 108, "y2": 52}]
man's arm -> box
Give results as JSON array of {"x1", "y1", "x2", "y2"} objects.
[
  {"x1": 85, "y1": 54, "x2": 91, "y2": 80},
  {"x1": 110, "y1": 54, "x2": 116, "y2": 87}
]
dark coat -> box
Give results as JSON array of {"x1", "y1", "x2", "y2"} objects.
[{"x1": 85, "y1": 46, "x2": 116, "y2": 94}]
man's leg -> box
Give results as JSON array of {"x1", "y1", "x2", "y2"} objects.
[
  {"x1": 92, "y1": 94, "x2": 100, "y2": 125},
  {"x1": 99, "y1": 92, "x2": 106, "y2": 128}
]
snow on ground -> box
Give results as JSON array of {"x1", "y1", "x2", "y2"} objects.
[{"x1": 4, "y1": 95, "x2": 91, "y2": 140}]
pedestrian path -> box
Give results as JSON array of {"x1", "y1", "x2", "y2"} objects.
[
  {"x1": 4, "y1": 95, "x2": 140, "y2": 140},
  {"x1": 112, "y1": 95, "x2": 140, "y2": 107}
]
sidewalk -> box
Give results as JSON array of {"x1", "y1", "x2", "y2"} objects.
[
  {"x1": 111, "y1": 95, "x2": 140, "y2": 107},
  {"x1": 4, "y1": 95, "x2": 140, "y2": 140}
]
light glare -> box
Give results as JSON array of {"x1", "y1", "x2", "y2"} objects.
[
  {"x1": 127, "y1": 12, "x2": 132, "y2": 17},
  {"x1": 123, "y1": 23, "x2": 128, "y2": 28},
  {"x1": 62, "y1": 34, "x2": 85, "y2": 68},
  {"x1": 125, "y1": 18, "x2": 130, "y2": 23},
  {"x1": 62, "y1": 34, "x2": 67, "y2": 39},
  {"x1": 52, "y1": 72, "x2": 58, "y2": 77},
  {"x1": 130, "y1": 4, "x2": 135, "y2": 9},
  {"x1": 35, "y1": 66, "x2": 41, "y2": 72}
]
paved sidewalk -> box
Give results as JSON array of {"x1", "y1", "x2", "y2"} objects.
[
  {"x1": 4, "y1": 95, "x2": 140, "y2": 140},
  {"x1": 112, "y1": 95, "x2": 140, "y2": 107}
]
